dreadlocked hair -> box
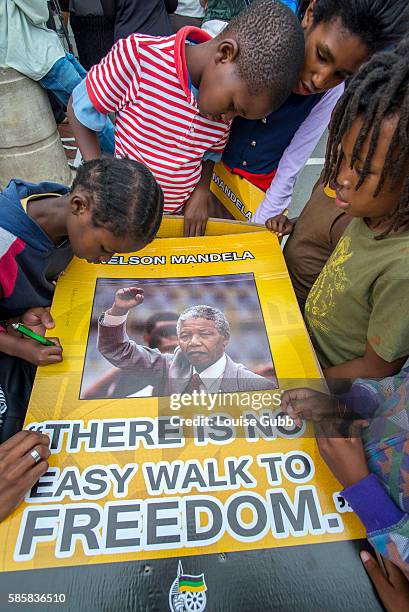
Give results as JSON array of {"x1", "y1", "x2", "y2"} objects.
[
  {"x1": 323, "y1": 37, "x2": 409, "y2": 239},
  {"x1": 71, "y1": 157, "x2": 164, "y2": 245}
]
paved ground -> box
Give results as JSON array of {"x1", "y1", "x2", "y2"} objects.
[{"x1": 289, "y1": 130, "x2": 327, "y2": 217}]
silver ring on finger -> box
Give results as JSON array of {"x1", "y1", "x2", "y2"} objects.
[{"x1": 29, "y1": 449, "x2": 42, "y2": 464}]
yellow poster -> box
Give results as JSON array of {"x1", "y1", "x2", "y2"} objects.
[
  {"x1": 0, "y1": 227, "x2": 364, "y2": 573},
  {"x1": 210, "y1": 162, "x2": 265, "y2": 222}
]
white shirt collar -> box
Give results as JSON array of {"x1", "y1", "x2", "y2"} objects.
[{"x1": 193, "y1": 353, "x2": 227, "y2": 384}]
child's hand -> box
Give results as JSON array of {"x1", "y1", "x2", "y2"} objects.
[
  {"x1": 314, "y1": 423, "x2": 370, "y2": 488},
  {"x1": 21, "y1": 307, "x2": 55, "y2": 337},
  {"x1": 183, "y1": 189, "x2": 209, "y2": 237},
  {"x1": 0, "y1": 431, "x2": 51, "y2": 523},
  {"x1": 16, "y1": 337, "x2": 63, "y2": 366},
  {"x1": 281, "y1": 388, "x2": 344, "y2": 428},
  {"x1": 109, "y1": 287, "x2": 144, "y2": 316},
  {"x1": 360, "y1": 552, "x2": 409, "y2": 612},
  {"x1": 265, "y1": 214, "x2": 295, "y2": 237}
]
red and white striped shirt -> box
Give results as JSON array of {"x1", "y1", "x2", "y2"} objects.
[{"x1": 86, "y1": 27, "x2": 230, "y2": 213}]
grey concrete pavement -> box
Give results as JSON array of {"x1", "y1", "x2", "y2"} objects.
[{"x1": 288, "y1": 130, "x2": 327, "y2": 217}]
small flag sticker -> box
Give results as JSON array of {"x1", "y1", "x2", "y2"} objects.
[{"x1": 179, "y1": 574, "x2": 206, "y2": 593}]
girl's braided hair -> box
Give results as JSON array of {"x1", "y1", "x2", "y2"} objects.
[
  {"x1": 71, "y1": 157, "x2": 164, "y2": 245},
  {"x1": 323, "y1": 38, "x2": 409, "y2": 239}
]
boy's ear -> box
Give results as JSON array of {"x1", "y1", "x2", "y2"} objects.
[
  {"x1": 215, "y1": 39, "x2": 239, "y2": 64},
  {"x1": 301, "y1": 0, "x2": 315, "y2": 30},
  {"x1": 70, "y1": 191, "x2": 91, "y2": 216}
]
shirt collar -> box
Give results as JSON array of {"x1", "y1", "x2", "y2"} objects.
[
  {"x1": 193, "y1": 353, "x2": 227, "y2": 381},
  {"x1": 174, "y1": 26, "x2": 212, "y2": 105}
]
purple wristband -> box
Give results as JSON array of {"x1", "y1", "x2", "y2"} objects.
[{"x1": 342, "y1": 473, "x2": 404, "y2": 533}]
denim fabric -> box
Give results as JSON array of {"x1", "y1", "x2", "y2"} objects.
[{"x1": 39, "y1": 53, "x2": 115, "y2": 155}]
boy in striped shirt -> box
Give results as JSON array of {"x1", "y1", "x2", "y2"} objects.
[{"x1": 68, "y1": 0, "x2": 304, "y2": 236}]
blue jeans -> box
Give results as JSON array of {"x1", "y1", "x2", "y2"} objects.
[{"x1": 39, "y1": 53, "x2": 115, "y2": 155}]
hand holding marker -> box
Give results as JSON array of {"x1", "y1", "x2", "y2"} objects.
[
  {"x1": 11, "y1": 323, "x2": 56, "y2": 346},
  {"x1": 1, "y1": 308, "x2": 63, "y2": 366}
]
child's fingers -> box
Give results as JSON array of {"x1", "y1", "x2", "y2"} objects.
[
  {"x1": 348, "y1": 419, "x2": 368, "y2": 438},
  {"x1": 41, "y1": 354, "x2": 63, "y2": 365},
  {"x1": 191, "y1": 220, "x2": 204, "y2": 237},
  {"x1": 40, "y1": 308, "x2": 55, "y2": 329},
  {"x1": 12, "y1": 443, "x2": 51, "y2": 476},
  {"x1": 277, "y1": 217, "x2": 288, "y2": 234},
  {"x1": 265, "y1": 218, "x2": 280, "y2": 232},
  {"x1": 183, "y1": 216, "x2": 194, "y2": 238},
  {"x1": 280, "y1": 393, "x2": 291, "y2": 412},
  {"x1": 286, "y1": 406, "x2": 303, "y2": 428},
  {"x1": 283, "y1": 222, "x2": 293, "y2": 236},
  {"x1": 382, "y1": 557, "x2": 409, "y2": 588},
  {"x1": 46, "y1": 337, "x2": 62, "y2": 350},
  {"x1": 2, "y1": 431, "x2": 50, "y2": 462},
  {"x1": 194, "y1": 219, "x2": 205, "y2": 237},
  {"x1": 189, "y1": 220, "x2": 199, "y2": 237},
  {"x1": 360, "y1": 551, "x2": 391, "y2": 596}
]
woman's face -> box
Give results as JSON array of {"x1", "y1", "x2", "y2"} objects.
[{"x1": 293, "y1": 2, "x2": 370, "y2": 95}]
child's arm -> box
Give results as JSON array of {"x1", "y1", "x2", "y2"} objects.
[
  {"x1": 0, "y1": 328, "x2": 62, "y2": 366},
  {"x1": 344, "y1": 474, "x2": 409, "y2": 576},
  {"x1": 324, "y1": 343, "x2": 407, "y2": 380},
  {"x1": 317, "y1": 433, "x2": 409, "y2": 574},
  {"x1": 67, "y1": 96, "x2": 101, "y2": 161},
  {"x1": 183, "y1": 160, "x2": 214, "y2": 237},
  {"x1": 0, "y1": 306, "x2": 62, "y2": 366},
  {"x1": 68, "y1": 37, "x2": 141, "y2": 159}
]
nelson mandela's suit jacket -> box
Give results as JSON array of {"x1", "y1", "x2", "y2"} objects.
[{"x1": 97, "y1": 320, "x2": 277, "y2": 396}]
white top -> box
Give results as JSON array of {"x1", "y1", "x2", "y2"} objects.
[{"x1": 175, "y1": 0, "x2": 205, "y2": 18}]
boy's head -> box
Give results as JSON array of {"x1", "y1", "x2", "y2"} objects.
[
  {"x1": 66, "y1": 158, "x2": 164, "y2": 262},
  {"x1": 197, "y1": 0, "x2": 304, "y2": 123},
  {"x1": 296, "y1": 0, "x2": 409, "y2": 95},
  {"x1": 323, "y1": 38, "x2": 409, "y2": 237}
]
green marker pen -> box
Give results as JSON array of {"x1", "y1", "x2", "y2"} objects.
[{"x1": 11, "y1": 323, "x2": 55, "y2": 347}]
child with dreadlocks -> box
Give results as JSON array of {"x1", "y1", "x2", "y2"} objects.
[
  {"x1": 67, "y1": 0, "x2": 304, "y2": 237},
  {"x1": 302, "y1": 38, "x2": 409, "y2": 381}
]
